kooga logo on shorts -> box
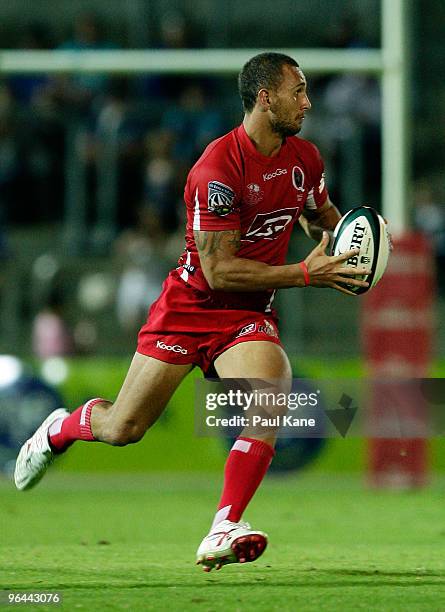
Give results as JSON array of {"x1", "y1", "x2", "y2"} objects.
[
  {"x1": 263, "y1": 168, "x2": 287, "y2": 181},
  {"x1": 156, "y1": 340, "x2": 188, "y2": 355}
]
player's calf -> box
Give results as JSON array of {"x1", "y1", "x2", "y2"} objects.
[{"x1": 99, "y1": 418, "x2": 146, "y2": 446}]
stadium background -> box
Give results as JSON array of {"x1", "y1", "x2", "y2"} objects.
[{"x1": 1, "y1": 1, "x2": 445, "y2": 610}]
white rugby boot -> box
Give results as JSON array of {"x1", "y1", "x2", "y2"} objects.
[
  {"x1": 14, "y1": 408, "x2": 69, "y2": 491},
  {"x1": 196, "y1": 519, "x2": 268, "y2": 572}
]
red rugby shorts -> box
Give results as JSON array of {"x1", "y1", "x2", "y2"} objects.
[{"x1": 137, "y1": 272, "x2": 282, "y2": 373}]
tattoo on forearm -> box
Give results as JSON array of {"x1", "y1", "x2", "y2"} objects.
[
  {"x1": 194, "y1": 230, "x2": 241, "y2": 258},
  {"x1": 227, "y1": 231, "x2": 241, "y2": 251}
]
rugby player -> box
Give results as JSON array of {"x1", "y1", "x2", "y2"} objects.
[{"x1": 15, "y1": 52, "x2": 369, "y2": 572}]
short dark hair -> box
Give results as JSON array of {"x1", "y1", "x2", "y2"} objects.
[{"x1": 238, "y1": 52, "x2": 299, "y2": 113}]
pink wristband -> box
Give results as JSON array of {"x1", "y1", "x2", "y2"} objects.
[{"x1": 299, "y1": 261, "x2": 310, "y2": 286}]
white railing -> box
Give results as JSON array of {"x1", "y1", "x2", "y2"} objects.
[{"x1": 0, "y1": 48, "x2": 384, "y2": 75}]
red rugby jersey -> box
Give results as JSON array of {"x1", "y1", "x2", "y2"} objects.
[{"x1": 176, "y1": 124, "x2": 328, "y2": 312}]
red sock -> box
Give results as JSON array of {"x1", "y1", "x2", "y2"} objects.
[
  {"x1": 48, "y1": 398, "x2": 105, "y2": 453},
  {"x1": 212, "y1": 437, "x2": 275, "y2": 528}
]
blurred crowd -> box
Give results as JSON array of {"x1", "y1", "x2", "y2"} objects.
[{"x1": 1, "y1": 12, "x2": 224, "y2": 234}]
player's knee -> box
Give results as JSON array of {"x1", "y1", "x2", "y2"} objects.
[{"x1": 103, "y1": 422, "x2": 145, "y2": 446}]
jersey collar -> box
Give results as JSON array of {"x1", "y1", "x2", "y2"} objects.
[{"x1": 237, "y1": 124, "x2": 289, "y2": 165}]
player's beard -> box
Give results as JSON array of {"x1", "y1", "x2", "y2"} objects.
[{"x1": 269, "y1": 108, "x2": 301, "y2": 138}]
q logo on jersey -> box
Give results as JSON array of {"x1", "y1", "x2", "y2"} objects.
[
  {"x1": 208, "y1": 181, "x2": 236, "y2": 216},
  {"x1": 292, "y1": 166, "x2": 305, "y2": 192}
]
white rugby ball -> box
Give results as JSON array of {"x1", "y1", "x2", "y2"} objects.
[{"x1": 331, "y1": 206, "x2": 390, "y2": 295}]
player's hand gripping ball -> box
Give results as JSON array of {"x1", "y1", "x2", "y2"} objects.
[{"x1": 331, "y1": 206, "x2": 390, "y2": 295}]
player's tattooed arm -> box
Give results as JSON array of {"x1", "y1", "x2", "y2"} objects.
[
  {"x1": 193, "y1": 229, "x2": 241, "y2": 260},
  {"x1": 197, "y1": 227, "x2": 286, "y2": 291},
  {"x1": 195, "y1": 228, "x2": 257, "y2": 291},
  {"x1": 193, "y1": 228, "x2": 299, "y2": 291},
  {"x1": 193, "y1": 226, "x2": 368, "y2": 293}
]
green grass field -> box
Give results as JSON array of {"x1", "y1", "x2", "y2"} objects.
[{"x1": 2, "y1": 472, "x2": 445, "y2": 611}]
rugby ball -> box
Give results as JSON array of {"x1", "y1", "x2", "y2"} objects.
[{"x1": 331, "y1": 206, "x2": 390, "y2": 295}]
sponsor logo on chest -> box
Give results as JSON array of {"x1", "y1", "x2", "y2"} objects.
[{"x1": 244, "y1": 207, "x2": 298, "y2": 241}]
